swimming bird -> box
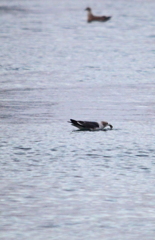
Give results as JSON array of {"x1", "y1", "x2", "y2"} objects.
[
  {"x1": 69, "y1": 119, "x2": 113, "y2": 131},
  {"x1": 85, "y1": 7, "x2": 111, "y2": 23}
]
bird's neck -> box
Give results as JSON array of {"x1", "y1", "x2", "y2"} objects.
[{"x1": 87, "y1": 11, "x2": 92, "y2": 17}]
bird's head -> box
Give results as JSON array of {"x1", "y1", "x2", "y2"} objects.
[{"x1": 85, "y1": 7, "x2": 91, "y2": 12}]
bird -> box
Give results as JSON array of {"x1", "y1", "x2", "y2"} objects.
[
  {"x1": 69, "y1": 119, "x2": 113, "y2": 131},
  {"x1": 85, "y1": 7, "x2": 111, "y2": 23}
]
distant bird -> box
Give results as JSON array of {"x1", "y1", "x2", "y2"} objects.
[
  {"x1": 69, "y1": 119, "x2": 113, "y2": 131},
  {"x1": 85, "y1": 7, "x2": 111, "y2": 23}
]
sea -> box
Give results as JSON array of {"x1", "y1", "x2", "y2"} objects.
[{"x1": 0, "y1": 0, "x2": 155, "y2": 239}]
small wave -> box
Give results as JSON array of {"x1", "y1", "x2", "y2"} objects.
[
  {"x1": 136, "y1": 154, "x2": 149, "y2": 157},
  {"x1": 0, "y1": 6, "x2": 27, "y2": 13},
  {"x1": 14, "y1": 146, "x2": 32, "y2": 151}
]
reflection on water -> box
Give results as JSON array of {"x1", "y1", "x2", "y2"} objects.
[{"x1": 0, "y1": 0, "x2": 155, "y2": 239}]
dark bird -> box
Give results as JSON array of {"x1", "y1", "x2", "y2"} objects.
[
  {"x1": 85, "y1": 7, "x2": 111, "y2": 23},
  {"x1": 69, "y1": 119, "x2": 113, "y2": 131}
]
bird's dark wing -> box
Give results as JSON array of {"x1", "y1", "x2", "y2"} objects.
[
  {"x1": 70, "y1": 119, "x2": 99, "y2": 129},
  {"x1": 80, "y1": 121, "x2": 99, "y2": 129}
]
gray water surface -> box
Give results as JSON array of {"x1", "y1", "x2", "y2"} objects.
[{"x1": 0, "y1": 0, "x2": 155, "y2": 239}]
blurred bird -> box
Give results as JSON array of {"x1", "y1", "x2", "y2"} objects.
[
  {"x1": 85, "y1": 7, "x2": 111, "y2": 23},
  {"x1": 69, "y1": 119, "x2": 113, "y2": 131}
]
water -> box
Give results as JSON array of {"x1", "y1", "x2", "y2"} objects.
[{"x1": 0, "y1": 0, "x2": 155, "y2": 239}]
